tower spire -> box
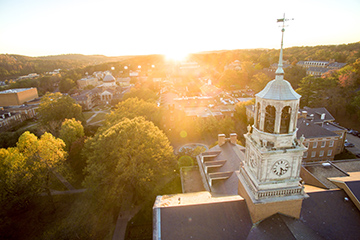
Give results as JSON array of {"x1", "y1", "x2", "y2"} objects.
[{"x1": 275, "y1": 14, "x2": 293, "y2": 79}]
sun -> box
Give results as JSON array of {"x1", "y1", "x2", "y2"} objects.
[{"x1": 164, "y1": 49, "x2": 189, "y2": 62}]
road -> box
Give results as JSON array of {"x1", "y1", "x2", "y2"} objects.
[{"x1": 345, "y1": 133, "x2": 360, "y2": 156}]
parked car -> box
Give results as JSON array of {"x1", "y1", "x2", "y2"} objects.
[
  {"x1": 356, "y1": 153, "x2": 360, "y2": 158},
  {"x1": 345, "y1": 142, "x2": 355, "y2": 147}
]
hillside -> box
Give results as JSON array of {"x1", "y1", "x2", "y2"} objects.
[{"x1": 0, "y1": 54, "x2": 129, "y2": 80}]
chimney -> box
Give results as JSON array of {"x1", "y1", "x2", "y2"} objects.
[
  {"x1": 230, "y1": 133, "x2": 237, "y2": 144},
  {"x1": 218, "y1": 134, "x2": 226, "y2": 146}
]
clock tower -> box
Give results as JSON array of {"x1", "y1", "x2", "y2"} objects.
[{"x1": 237, "y1": 15, "x2": 308, "y2": 223}]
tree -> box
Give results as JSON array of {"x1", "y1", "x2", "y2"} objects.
[
  {"x1": 122, "y1": 86, "x2": 158, "y2": 102},
  {"x1": 195, "y1": 116, "x2": 235, "y2": 141},
  {"x1": 177, "y1": 146, "x2": 206, "y2": 168},
  {"x1": 83, "y1": 117, "x2": 175, "y2": 208},
  {"x1": 284, "y1": 65, "x2": 307, "y2": 89},
  {"x1": 104, "y1": 97, "x2": 161, "y2": 127},
  {"x1": 37, "y1": 92, "x2": 84, "y2": 134},
  {"x1": 250, "y1": 72, "x2": 271, "y2": 93},
  {"x1": 296, "y1": 75, "x2": 338, "y2": 108},
  {"x1": 219, "y1": 69, "x2": 240, "y2": 90},
  {"x1": 0, "y1": 131, "x2": 66, "y2": 209},
  {"x1": 234, "y1": 99, "x2": 255, "y2": 125},
  {"x1": 59, "y1": 118, "x2": 84, "y2": 151},
  {"x1": 59, "y1": 77, "x2": 76, "y2": 93}
]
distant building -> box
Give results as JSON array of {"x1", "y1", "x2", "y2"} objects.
[
  {"x1": 71, "y1": 88, "x2": 101, "y2": 110},
  {"x1": 0, "y1": 88, "x2": 38, "y2": 107},
  {"x1": 269, "y1": 60, "x2": 291, "y2": 72},
  {"x1": 200, "y1": 81, "x2": 223, "y2": 97},
  {"x1": 297, "y1": 107, "x2": 347, "y2": 163},
  {"x1": 296, "y1": 60, "x2": 346, "y2": 77},
  {"x1": 0, "y1": 108, "x2": 23, "y2": 131},
  {"x1": 77, "y1": 76, "x2": 100, "y2": 89},
  {"x1": 17, "y1": 73, "x2": 39, "y2": 80},
  {"x1": 101, "y1": 73, "x2": 117, "y2": 88},
  {"x1": 117, "y1": 77, "x2": 131, "y2": 86},
  {"x1": 224, "y1": 60, "x2": 242, "y2": 71}
]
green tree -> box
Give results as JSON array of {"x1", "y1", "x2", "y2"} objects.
[
  {"x1": 196, "y1": 116, "x2": 235, "y2": 141},
  {"x1": 59, "y1": 77, "x2": 76, "y2": 93},
  {"x1": 104, "y1": 97, "x2": 161, "y2": 127},
  {"x1": 284, "y1": 65, "x2": 307, "y2": 89},
  {"x1": 37, "y1": 92, "x2": 84, "y2": 134},
  {"x1": 296, "y1": 75, "x2": 338, "y2": 108},
  {"x1": 219, "y1": 69, "x2": 240, "y2": 90},
  {"x1": 83, "y1": 117, "x2": 175, "y2": 207},
  {"x1": 250, "y1": 72, "x2": 271, "y2": 93},
  {"x1": 0, "y1": 131, "x2": 66, "y2": 208},
  {"x1": 122, "y1": 86, "x2": 158, "y2": 102},
  {"x1": 234, "y1": 99, "x2": 255, "y2": 125},
  {"x1": 59, "y1": 118, "x2": 84, "y2": 151}
]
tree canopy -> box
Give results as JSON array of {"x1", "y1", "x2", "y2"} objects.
[
  {"x1": 104, "y1": 97, "x2": 161, "y2": 128},
  {"x1": 0, "y1": 131, "x2": 66, "y2": 208},
  {"x1": 83, "y1": 117, "x2": 175, "y2": 207},
  {"x1": 37, "y1": 92, "x2": 84, "y2": 132},
  {"x1": 122, "y1": 86, "x2": 158, "y2": 102},
  {"x1": 59, "y1": 118, "x2": 84, "y2": 151}
]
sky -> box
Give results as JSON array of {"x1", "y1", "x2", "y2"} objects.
[{"x1": 0, "y1": 0, "x2": 360, "y2": 58}]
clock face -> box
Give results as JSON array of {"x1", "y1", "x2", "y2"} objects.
[{"x1": 272, "y1": 160, "x2": 289, "y2": 176}]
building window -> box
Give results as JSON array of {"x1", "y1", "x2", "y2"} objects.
[
  {"x1": 319, "y1": 150, "x2": 324, "y2": 157},
  {"x1": 321, "y1": 141, "x2": 326, "y2": 148},
  {"x1": 313, "y1": 142, "x2": 318, "y2": 148},
  {"x1": 311, "y1": 151, "x2": 316, "y2": 158},
  {"x1": 303, "y1": 152, "x2": 308, "y2": 158},
  {"x1": 327, "y1": 150, "x2": 332, "y2": 156},
  {"x1": 329, "y1": 140, "x2": 334, "y2": 147},
  {"x1": 305, "y1": 142, "x2": 309, "y2": 148}
]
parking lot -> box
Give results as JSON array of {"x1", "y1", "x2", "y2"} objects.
[{"x1": 345, "y1": 133, "x2": 360, "y2": 156}]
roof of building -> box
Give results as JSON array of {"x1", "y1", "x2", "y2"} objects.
[
  {"x1": 200, "y1": 84, "x2": 223, "y2": 97},
  {"x1": 154, "y1": 187, "x2": 360, "y2": 240},
  {"x1": 256, "y1": 76, "x2": 301, "y2": 101},
  {"x1": 0, "y1": 88, "x2": 35, "y2": 94},
  {"x1": 328, "y1": 62, "x2": 346, "y2": 68},
  {"x1": 0, "y1": 110, "x2": 20, "y2": 119},
  {"x1": 297, "y1": 119, "x2": 339, "y2": 139},
  {"x1": 154, "y1": 193, "x2": 252, "y2": 240},
  {"x1": 322, "y1": 122, "x2": 347, "y2": 132},
  {"x1": 307, "y1": 67, "x2": 330, "y2": 73},
  {"x1": 198, "y1": 142, "x2": 245, "y2": 196},
  {"x1": 103, "y1": 74, "x2": 116, "y2": 82},
  {"x1": 302, "y1": 107, "x2": 335, "y2": 123}
]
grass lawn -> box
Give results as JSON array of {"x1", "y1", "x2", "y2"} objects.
[
  {"x1": 88, "y1": 112, "x2": 108, "y2": 124},
  {"x1": 83, "y1": 112, "x2": 95, "y2": 121}
]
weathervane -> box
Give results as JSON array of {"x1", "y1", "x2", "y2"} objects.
[{"x1": 275, "y1": 14, "x2": 294, "y2": 77}]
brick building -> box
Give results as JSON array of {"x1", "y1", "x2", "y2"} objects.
[{"x1": 0, "y1": 88, "x2": 38, "y2": 107}]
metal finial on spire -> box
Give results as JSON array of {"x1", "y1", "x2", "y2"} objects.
[{"x1": 275, "y1": 14, "x2": 294, "y2": 79}]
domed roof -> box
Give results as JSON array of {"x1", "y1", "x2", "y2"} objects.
[
  {"x1": 256, "y1": 75, "x2": 301, "y2": 101},
  {"x1": 103, "y1": 74, "x2": 115, "y2": 82}
]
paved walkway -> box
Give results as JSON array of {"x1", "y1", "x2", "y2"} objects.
[
  {"x1": 51, "y1": 170, "x2": 76, "y2": 190},
  {"x1": 86, "y1": 109, "x2": 109, "y2": 124},
  {"x1": 112, "y1": 205, "x2": 143, "y2": 240}
]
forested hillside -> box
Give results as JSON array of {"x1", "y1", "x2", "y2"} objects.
[{"x1": 0, "y1": 54, "x2": 127, "y2": 80}]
